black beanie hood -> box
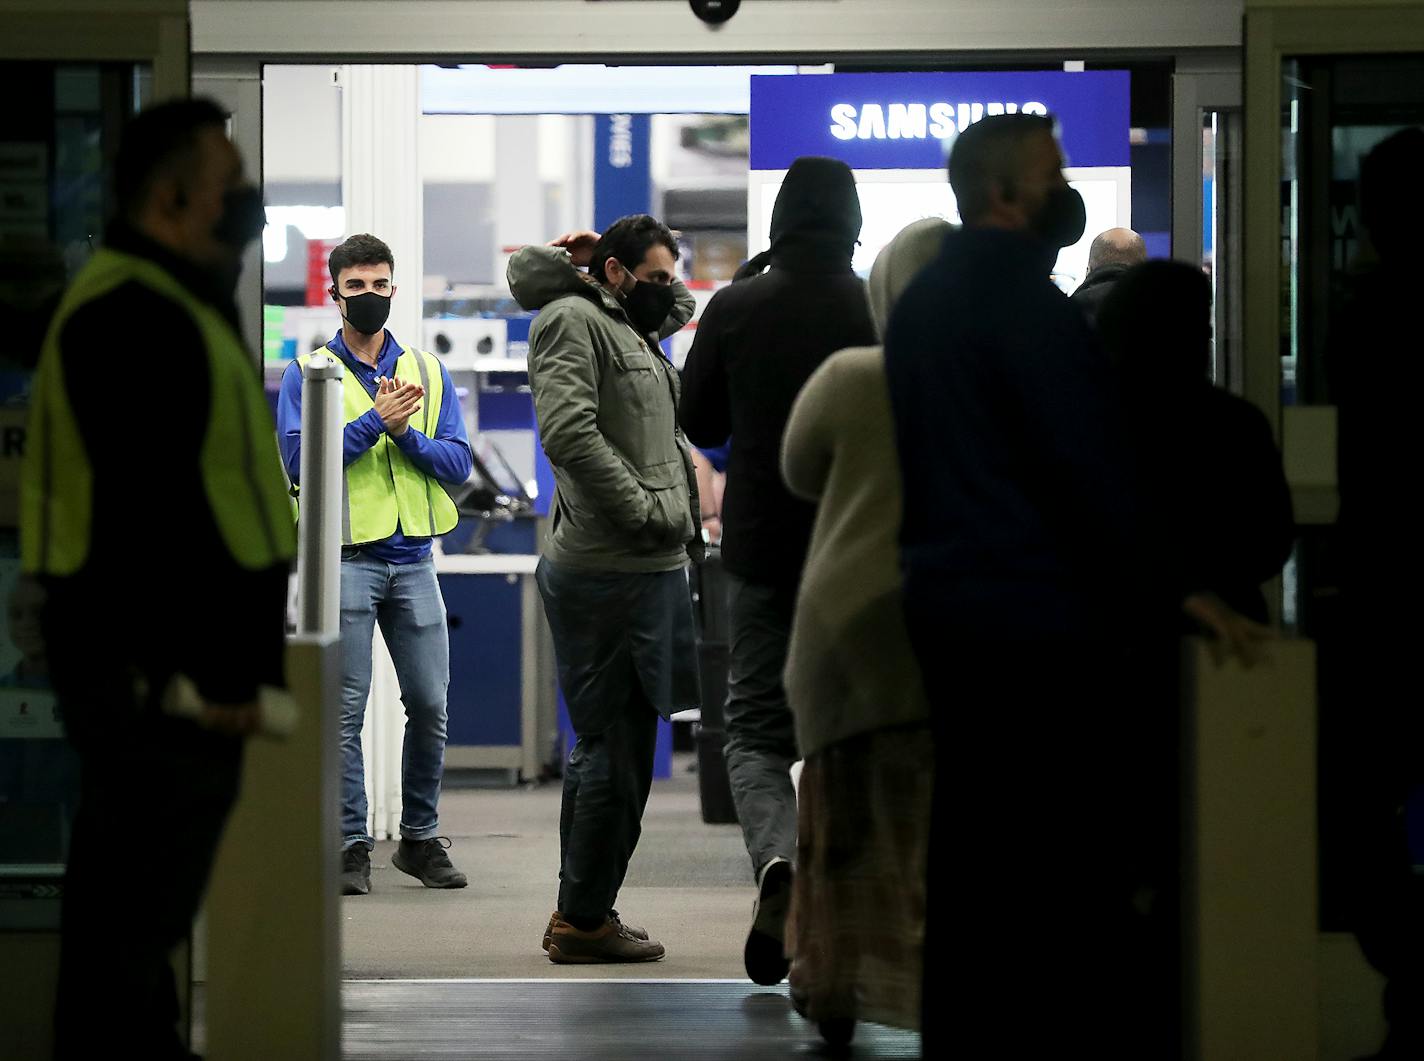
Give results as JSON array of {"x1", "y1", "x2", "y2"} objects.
[{"x1": 768, "y1": 156, "x2": 862, "y2": 249}]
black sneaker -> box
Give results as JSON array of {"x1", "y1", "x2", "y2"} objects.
[
  {"x1": 392, "y1": 836, "x2": 468, "y2": 889},
  {"x1": 342, "y1": 845, "x2": 371, "y2": 896},
  {"x1": 744, "y1": 856, "x2": 793, "y2": 985}
]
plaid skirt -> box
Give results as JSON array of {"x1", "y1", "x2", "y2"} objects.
[{"x1": 787, "y1": 723, "x2": 933, "y2": 1032}]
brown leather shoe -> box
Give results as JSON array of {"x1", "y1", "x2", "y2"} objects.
[
  {"x1": 543, "y1": 910, "x2": 648, "y2": 951},
  {"x1": 610, "y1": 909, "x2": 649, "y2": 942},
  {"x1": 547, "y1": 917, "x2": 665, "y2": 964}
]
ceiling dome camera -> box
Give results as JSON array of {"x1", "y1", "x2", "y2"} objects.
[{"x1": 690, "y1": 0, "x2": 740, "y2": 25}]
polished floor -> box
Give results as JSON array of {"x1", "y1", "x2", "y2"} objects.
[
  {"x1": 343, "y1": 979, "x2": 921, "y2": 1059},
  {"x1": 336, "y1": 755, "x2": 922, "y2": 1055},
  {"x1": 343, "y1": 754, "x2": 758, "y2": 979}
]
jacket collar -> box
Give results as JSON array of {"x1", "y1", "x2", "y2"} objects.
[
  {"x1": 105, "y1": 220, "x2": 242, "y2": 332},
  {"x1": 1079, "y1": 262, "x2": 1132, "y2": 292}
]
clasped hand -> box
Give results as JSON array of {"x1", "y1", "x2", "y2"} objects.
[{"x1": 374, "y1": 375, "x2": 424, "y2": 436}]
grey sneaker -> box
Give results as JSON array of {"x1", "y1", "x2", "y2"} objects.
[
  {"x1": 744, "y1": 856, "x2": 793, "y2": 985},
  {"x1": 342, "y1": 845, "x2": 371, "y2": 896},
  {"x1": 392, "y1": 837, "x2": 468, "y2": 889}
]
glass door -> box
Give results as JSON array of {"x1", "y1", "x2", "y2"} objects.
[
  {"x1": 1243, "y1": 6, "x2": 1424, "y2": 1059},
  {"x1": 1172, "y1": 62, "x2": 1242, "y2": 390},
  {"x1": 0, "y1": 59, "x2": 150, "y2": 910},
  {"x1": 1203, "y1": 109, "x2": 1243, "y2": 390},
  {"x1": 1275, "y1": 48, "x2": 1424, "y2": 931}
]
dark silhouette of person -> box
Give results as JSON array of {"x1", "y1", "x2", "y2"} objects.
[
  {"x1": 26, "y1": 99, "x2": 292, "y2": 1061},
  {"x1": 1097, "y1": 263, "x2": 1296, "y2": 1048},
  {"x1": 885, "y1": 113, "x2": 1171, "y2": 1057},
  {"x1": 1328, "y1": 125, "x2": 1424, "y2": 1061},
  {"x1": 1097, "y1": 260, "x2": 1295, "y2": 625},
  {"x1": 680, "y1": 156, "x2": 876, "y2": 987},
  {"x1": 1070, "y1": 226, "x2": 1146, "y2": 324}
]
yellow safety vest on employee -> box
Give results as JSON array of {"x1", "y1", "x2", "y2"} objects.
[
  {"x1": 296, "y1": 347, "x2": 459, "y2": 546},
  {"x1": 20, "y1": 247, "x2": 296, "y2": 576}
]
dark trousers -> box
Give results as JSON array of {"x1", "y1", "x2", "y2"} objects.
[
  {"x1": 1323, "y1": 622, "x2": 1424, "y2": 1054},
  {"x1": 537, "y1": 559, "x2": 691, "y2": 925},
  {"x1": 723, "y1": 573, "x2": 799, "y2": 876},
  {"x1": 910, "y1": 602, "x2": 1178, "y2": 1058},
  {"x1": 557, "y1": 686, "x2": 660, "y2": 924},
  {"x1": 52, "y1": 685, "x2": 242, "y2": 1060}
]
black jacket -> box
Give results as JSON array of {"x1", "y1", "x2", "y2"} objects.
[
  {"x1": 680, "y1": 157, "x2": 875, "y2": 588},
  {"x1": 884, "y1": 227, "x2": 1148, "y2": 637},
  {"x1": 1070, "y1": 263, "x2": 1131, "y2": 324},
  {"x1": 680, "y1": 249, "x2": 876, "y2": 586},
  {"x1": 1128, "y1": 384, "x2": 1294, "y2": 623},
  {"x1": 41, "y1": 225, "x2": 289, "y2": 707}
]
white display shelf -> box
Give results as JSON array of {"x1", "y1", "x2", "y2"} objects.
[
  {"x1": 470, "y1": 358, "x2": 529, "y2": 373},
  {"x1": 434, "y1": 553, "x2": 540, "y2": 575}
]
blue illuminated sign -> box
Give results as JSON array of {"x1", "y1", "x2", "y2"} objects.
[
  {"x1": 750, "y1": 71, "x2": 1130, "y2": 171},
  {"x1": 594, "y1": 113, "x2": 651, "y2": 232}
]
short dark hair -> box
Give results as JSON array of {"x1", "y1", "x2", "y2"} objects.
[
  {"x1": 329, "y1": 233, "x2": 395, "y2": 286},
  {"x1": 114, "y1": 97, "x2": 230, "y2": 220},
  {"x1": 947, "y1": 113, "x2": 1055, "y2": 224},
  {"x1": 590, "y1": 215, "x2": 679, "y2": 282}
]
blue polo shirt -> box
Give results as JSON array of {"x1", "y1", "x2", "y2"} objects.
[{"x1": 277, "y1": 328, "x2": 474, "y2": 565}]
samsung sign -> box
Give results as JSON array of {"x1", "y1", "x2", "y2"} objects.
[
  {"x1": 830, "y1": 100, "x2": 1049, "y2": 141},
  {"x1": 750, "y1": 71, "x2": 1130, "y2": 171}
]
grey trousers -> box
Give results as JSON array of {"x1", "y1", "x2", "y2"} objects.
[{"x1": 723, "y1": 572, "x2": 800, "y2": 877}]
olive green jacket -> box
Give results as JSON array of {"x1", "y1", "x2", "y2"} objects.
[{"x1": 508, "y1": 245, "x2": 704, "y2": 573}]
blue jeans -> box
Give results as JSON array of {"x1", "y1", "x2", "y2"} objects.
[{"x1": 339, "y1": 552, "x2": 450, "y2": 850}]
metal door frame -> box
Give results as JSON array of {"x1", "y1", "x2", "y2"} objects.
[
  {"x1": 1244, "y1": 2, "x2": 1424, "y2": 441},
  {"x1": 194, "y1": 58, "x2": 265, "y2": 362},
  {"x1": 1173, "y1": 54, "x2": 1244, "y2": 390}
]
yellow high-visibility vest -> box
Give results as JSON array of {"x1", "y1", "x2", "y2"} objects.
[
  {"x1": 297, "y1": 346, "x2": 459, "y2": 545},
  {"x1": 21, "y1": 247, "x2": 295, "y2": 575}
]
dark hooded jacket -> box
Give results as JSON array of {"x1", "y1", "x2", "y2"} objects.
[{"x1": 680, "y1": 156, "x2": 877, "y2": 586}]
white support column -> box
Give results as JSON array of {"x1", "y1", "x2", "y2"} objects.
[
  {"x1": 341, "y1": 65, "x2": 424, "y2": 841},
  {"x1": 341, "y1": 64, "x2": 424, "y2": 345},
  {"x1": 495, "y1": 114, "x2": 546, "y2": 279}
]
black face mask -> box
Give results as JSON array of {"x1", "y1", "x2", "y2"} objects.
[
  {"x1": 622, "y1": 278, "x2": 676, "y2": 336},
  {"x1": 339, "y1": 290, "x2": 392, "y2": 336},
  {"x1": 213, "y1": 186, "x2": 266, "y2": 251},
  {"x1": 1030, "y1": 184, "x2": 1087, "y2": 250}
]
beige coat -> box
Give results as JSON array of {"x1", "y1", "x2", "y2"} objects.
[
  {"x1": 780, "y1": 345, "x2": 928, "y2": 759},
  {"x1": 779, "y1": 218, "x2": 950, "y2": 759}
]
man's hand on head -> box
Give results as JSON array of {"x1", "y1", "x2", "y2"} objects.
[{"x1": 549, "y1": 231, "x2": 602, "y2": 268}]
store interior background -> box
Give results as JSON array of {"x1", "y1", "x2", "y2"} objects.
[
  {"x1": 7, "y1": 0, "x2": 1421, "y2": 1051},
  {"x1": 257, "y1": 58, "x2": 1176, "y2": 546}
]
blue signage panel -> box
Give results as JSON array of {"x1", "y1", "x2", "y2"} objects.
[
  {"x1": 594, "y1": 112, "x2": 652, "y2": 232},
  {"x1": 750, "y1": 71, "x2": 1130, "y2": 171}
]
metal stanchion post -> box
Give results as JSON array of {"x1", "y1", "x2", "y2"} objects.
[{"x1": 297, "y1": 354, "x2": 344, "y2": 637}]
